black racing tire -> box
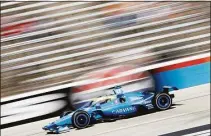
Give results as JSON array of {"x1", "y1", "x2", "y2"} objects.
[
  {"x1": 153, "y1": 93, "x2": 172, "y2": 111},
  {"x1": 72, "y1": 110, "x2": 90, "y2": 129}
]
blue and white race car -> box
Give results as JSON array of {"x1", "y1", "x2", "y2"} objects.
[{"x1": 43, "y1": 86, "x2": 178, "y2": 133}]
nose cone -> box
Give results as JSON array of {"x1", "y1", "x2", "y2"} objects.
[
  {"x1": 42, "y1": 126, "x2": 48, "y2": 130},
  {"x1": 42, "y1": 122, "x2": 57, "y2": 131}
]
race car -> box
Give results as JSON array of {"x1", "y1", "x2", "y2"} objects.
[{"x1": 43, "y1": 86, "x2": 178, "y2": 134}]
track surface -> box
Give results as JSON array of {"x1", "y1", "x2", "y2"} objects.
[{"x1": 2, "y1": 84, "x2": 210, "y2": 136}]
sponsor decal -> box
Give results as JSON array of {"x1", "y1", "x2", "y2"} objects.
[
  {"x1": 143, "y1": 100, "x2": 152, "y2": 105},
  {"x1": 129, "y1": 96, "x2": 144, "y2": 102},
  {"x1": 112, "y1": 107, "x2": 136, "y2": 114},
  {"x1": 130, "y1": 96, "x2": 152, "y2": 104},
  {"x1": 146, "y1": 104, "x2": 154, "y2": 109}
]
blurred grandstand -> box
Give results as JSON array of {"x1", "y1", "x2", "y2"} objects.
[{"x1": 1, "y1": 2, "x2": 210, "y2": 98}]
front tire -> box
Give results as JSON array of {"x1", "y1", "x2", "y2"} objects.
[
  {"x1": 72, "y1": 110, "x2": 90, "y2": 129},
  {"x1": 153, "y1": 93, "x2": 172, "y2": 111}
]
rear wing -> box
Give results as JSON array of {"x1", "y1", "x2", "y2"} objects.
[
  {"x1": 162, "y1": 86, "x2": 178, "y2": 98},
  {"x1": 162, "y1": 86, "x2": 178, "y2": 93}
]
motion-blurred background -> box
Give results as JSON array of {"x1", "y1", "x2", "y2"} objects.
[{"x1": 1, "y1": 1, "x2": 210, "y2": 127}]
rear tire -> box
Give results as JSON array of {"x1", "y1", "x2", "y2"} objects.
[
  {"x1": 72, "y1": 110, "x2": 90, "y2": 129},
  {"x1": 153, "y1": 93, "x2": 172, "y2": 111}
]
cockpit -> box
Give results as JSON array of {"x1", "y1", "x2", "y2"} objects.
[
  {"x1": 82, "y1": 97, "x2": 114, "y2": 108},
  {"x1": 81, "y1": 86, "x2": 126, "y2": 108}
]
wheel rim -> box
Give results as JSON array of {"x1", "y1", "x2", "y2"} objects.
[
  {"x1": 157, "y1": 95, "x2": 170, "y2": 109},
  {"x1": 75, "y1": 114, "x2": 89, "y2": 127}
]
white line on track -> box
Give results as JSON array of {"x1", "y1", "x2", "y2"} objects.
[
  {"x1": 93, "y1": 109, "x2": 210, "y2": 136},
  {"x1": 183, "y1": 129, "x2": 211, "y2": 136}
]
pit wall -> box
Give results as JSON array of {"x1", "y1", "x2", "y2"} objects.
[{"x1": 152, "y1": 57, "x2": 210, "y2": 91}]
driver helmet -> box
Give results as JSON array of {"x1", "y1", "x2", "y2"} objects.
[{"x1": 114, "y1": 86, "x2": 124, "y2": 96}]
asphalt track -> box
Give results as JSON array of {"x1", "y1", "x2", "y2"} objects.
[{"x1": 2, "y1": 83, "x2": 210, "y2": 136}]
